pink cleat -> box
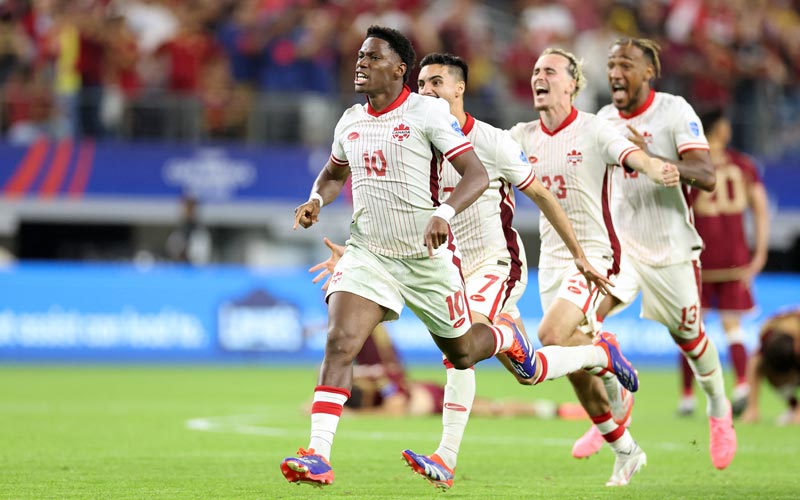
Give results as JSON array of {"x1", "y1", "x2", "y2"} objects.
[{"x1": 709, "y1": 402, "x2": 737, "y2": 469}]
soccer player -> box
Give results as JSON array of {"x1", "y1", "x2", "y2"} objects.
[
  {"x1": 740, "y1": 308, "x2": 800, "y2": 425},
  {"x1": 507, "y1": 47, "x2": 681, "y2": 486},
  {"x1": 679, "y1": 108, "x2": 770, "y2": 417},
  {"x1": 280, "y1": 27, "x2": 635, "y2": 488},
  {"x1": 570, "y1": 38, "x2": 737, "y2": 471}
]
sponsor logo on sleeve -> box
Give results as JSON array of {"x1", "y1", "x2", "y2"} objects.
[
  {"x1": 451, "y1": 121, "x2": 465, "y2": 136},
  {"x1": 689, "y1": 121, "x2": 700, "y2": 137}
]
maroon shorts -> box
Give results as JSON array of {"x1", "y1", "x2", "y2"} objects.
[{"x1": 701, "y1": 280, "x2": 754, "y2": 312}]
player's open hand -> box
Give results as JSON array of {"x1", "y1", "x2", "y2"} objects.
[
  {"x1": 293, "y1": 199, "x2": 321, "y2": 229},
  {"x1": 308, "y1": 237, "x2": 344, "y2": 291},
  {"x1": 626, "y1": 124, "x2": 649, "y2": 154},
  {"x1": 424, "y1": 216, "x2": 450, "y2": 258},
  {"x1": 574, "y1": 256, "x2": 613, "y2": 296}
]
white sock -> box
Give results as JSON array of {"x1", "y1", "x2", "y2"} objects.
[
  {"x1": 593, "y1": 412, "x2": 636, "y2": 454},
  {"x1": 491, "y1": 324, "x2": 515, "y2": 355},
  {"x1": 532, "y1": 345, "x2": 607, "y2": 384},
  {"x1": 435, "y1": 362, "x2": 475, "y2": 469},
  {"x1": 308, "y1": 385, "x2": 350, "y2": 461},
  {"x1": 679, "y1": 330, "x2": 728, "y2": 418}
]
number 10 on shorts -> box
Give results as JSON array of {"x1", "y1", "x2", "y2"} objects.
[{"x1": 446, "y1": 290, "x2": 468, "y2": 328}]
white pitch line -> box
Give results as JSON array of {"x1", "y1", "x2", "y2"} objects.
[{"x1": 183, "y1": 414, "x2": 746, "y2": 453}]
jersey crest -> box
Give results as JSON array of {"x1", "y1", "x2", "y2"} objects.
[
  {"x1": 566, "y1": 149, "x2": 583, "y2": 166},
  {"x1": 392, "y1": 123, "x2": 410, "y2": 142}
]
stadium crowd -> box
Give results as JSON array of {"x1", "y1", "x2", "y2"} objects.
[{"x1": 0, "y1": 0, "x2": 797, "y2": 154}]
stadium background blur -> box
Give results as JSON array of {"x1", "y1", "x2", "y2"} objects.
[{"x1": 0, "y1": 0, "x2": 798, "y2": 365}]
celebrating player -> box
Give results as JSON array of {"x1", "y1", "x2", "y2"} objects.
[
  {"x1": 571, "y1": 38, "x2": 737, "y2": 471},
  {"x1": 508, "y1": 47, "x2": 680, "y2": 486}
]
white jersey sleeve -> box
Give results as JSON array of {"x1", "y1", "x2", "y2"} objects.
[{"x1": 670, "y1": 96, "x2": 710, "y2": 155}]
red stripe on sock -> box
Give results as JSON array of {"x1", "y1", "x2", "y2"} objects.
[
  {"x1": 311, "y1": 401, "x2": 344, "y2": 416},
  {"x1": 315, "y1": 385, "x2": 351, "y2": 399},
  {"x1": 443, "y1": 358, "x2": 455, "y2": 369},
  {"x1": 534, "y1": 351, "x2": 547, "y2": 384},
  {"x1": 679, "y1": 330, "x2": 707, "y2": 354},
  {"x1": 590, "y1": 412, "x2": 613, "y2": 425},
  {"x1": 603, "y1": 425, "x2": 626, "y2": 443}
]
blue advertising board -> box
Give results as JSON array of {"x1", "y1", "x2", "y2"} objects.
[{"x1": 0, "y1": 262, "x2": 797, "y2": 365}]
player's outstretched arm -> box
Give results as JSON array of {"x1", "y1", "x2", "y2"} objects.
[
  {"x1": 293, "y1": 160, "x2": 351, "y2": 230},
  {"x1": 626, "y1": 125, "x2": 715, "y2": 191},
  {"x1": 522, "y1": 179, "x2": 613, "y2": 295},
  {"x1": 425, "y1": 149, "x2": 489, "y2": 257},
  {"x1": 623, "y1": 150, "x2": 681, "y2": 187}
]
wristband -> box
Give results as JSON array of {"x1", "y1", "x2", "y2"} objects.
[
  {"x1": 309, "y1": 192, "x2": 324, "y2": 207},
  {"x1": 432, "y1": 203, "x2": 456, "y2": 223}
]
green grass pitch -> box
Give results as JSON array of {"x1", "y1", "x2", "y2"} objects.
[{"x1": 2, "y1": 365, "x2": 798, "y2": 499}]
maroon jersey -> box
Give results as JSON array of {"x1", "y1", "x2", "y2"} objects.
[{"x1": 693, "y1": 149, "x2": 763, "y2": 271}]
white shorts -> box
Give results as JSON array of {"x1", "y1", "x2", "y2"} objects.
[
  {"x1": 326, "y1": 241, "x2": 472, "y2": 339},
  {"x1": 538, "y1": 256, "x2": 615, "y2": 330},
  {"x1": 464, "y1": 258, "x2": 527, "y2": 322},
  {"x1": 609, "y1": 251, "x2": 703, "y2": 339}
]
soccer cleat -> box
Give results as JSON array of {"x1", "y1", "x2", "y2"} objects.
[
  {"x1": 709, "y1": 402, "x2": 737, "y2": 470},
  {"x1": 677, "y1": 395, "x2": 696, "y2": 417},
  {"x1": 401, "y1": 450, "x2": 454, "y2": 490},
  {"x1": 594, "y1": 332, "x2": 639, "y2": 392},
  {"x1": 496, "y1": 313, "x2": 537, "y2": 380},
  {"x1": 572, "y1": 412, "x2": 633, "y2": 459},
  {"x1": 280, "y1": 448, "x2": 334, "y2": 487},
  {"x1": 605, "y1": 444, "x2": 647, "y2": 486}
]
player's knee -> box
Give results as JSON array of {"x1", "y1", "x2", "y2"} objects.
[
  {"x1": 538, "y1": 325, "x2": 564, "y2": 347},
  {"x1": 447, "y1": 354, "x2": 473, "y2": 370},
  {"x1": 324, "y1": 326, "x2": 361, "y2": 362}
]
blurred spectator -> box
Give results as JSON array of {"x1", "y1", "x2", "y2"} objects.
[
  {"x1": 198, "y1": 54, "x2": 251, "y2": 139},
  {"x1": 0, "y1": 2, "x2": 34, "y2": 86},
  {"x1": 2, "y1": 64, "x2": 55, "y2": 143},
  {"x1": 100, "y1": 14, "x2": 140, "y2": 136},
  {"x1": 166, "y1": 195, "x2": 212, "y2": 265}
]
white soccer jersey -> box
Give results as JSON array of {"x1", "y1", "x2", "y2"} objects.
[
  {"x1": 508, "y1": 108, "x2": 639, "y2": 270},
  {"x1": 330, "y1": 87, "x2": 474, "y2": 258},
  {"x1": 597, "y1": 90, "x2": 707, "y2": 266},
  {"x1": 440, "y1": 113, "x2": 535, "y2": 279}
]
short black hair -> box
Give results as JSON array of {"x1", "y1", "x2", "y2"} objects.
[
  {"x1": 419, "y1": 53, "x2": 469, "y2": 85},
  {"x1": 366, "y1": 25, "x2": 416, "y2": 83},
  {"x1": 699, "y1": 108, "x2": 727, "y2": 136}
]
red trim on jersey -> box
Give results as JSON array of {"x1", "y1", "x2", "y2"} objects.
[
  {"x1": 315, "y1": 385, "x2": 352, "y2": 398},
  {"x1": 461, "y1": 112, "x2": 476, "y2": 135},
  {"x1": 677, "y1": 143, "x2": 710, "y2": 154},
  {"x1": 618, "y1": 146, "x2": 640, "y2": 167},
  {"x1": 366, "y1": 85, "x2": 411, "y2": 116},
  {"x1": 498, "y1": 182, "x2": 524, "y2": 310},
  {"x1": 602, "y1": 170, "x2": 621, "y2": 275},
  {"x1": 444, "y1": 142, "x2": 474, "y2": 160},
  {"x1": 330, "y1": 153, "x2": 349, "y2": 166},
  {"x1": 619, "y1": 89, "x2": 656, "y2": 119},
  {"x1": 540, "y1": 107, "x2": 578, "y2": 136},
  {"x1": 429, "y1": 145, "x2": 441, "y2": 206},
  {"x1": 517, "y1": 170, "x2": 536, "y2": 190},
  {"x1": 311, "y1": 401, "x2": 345, "y2": 416}
]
